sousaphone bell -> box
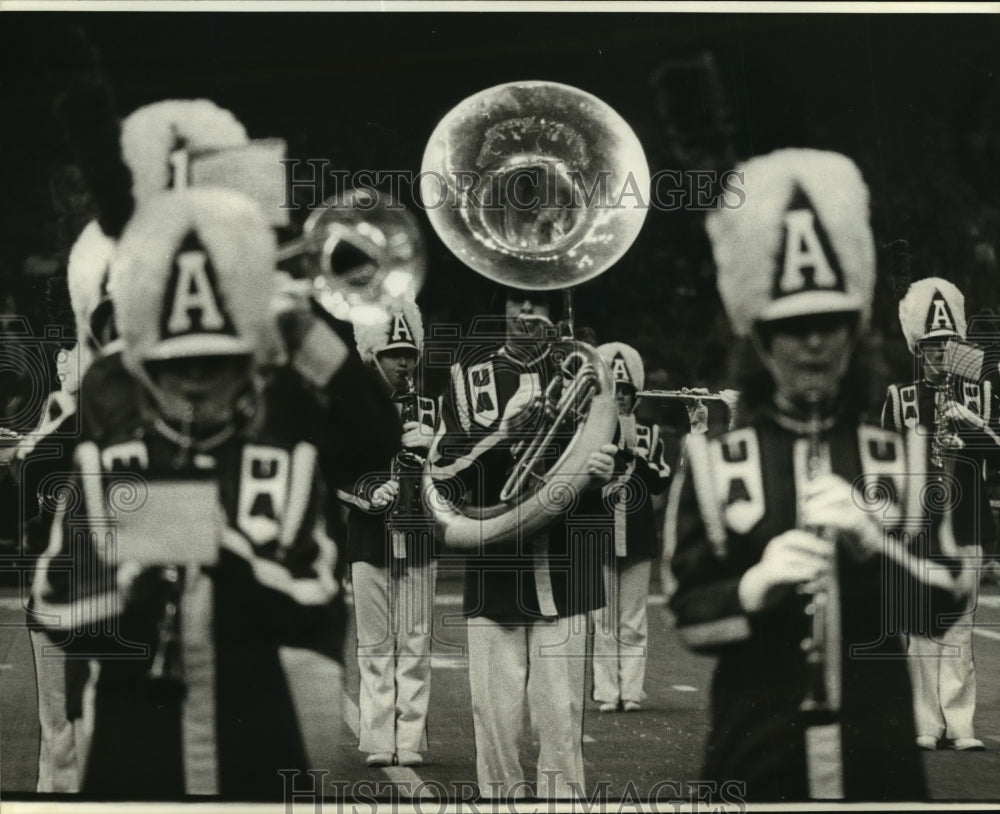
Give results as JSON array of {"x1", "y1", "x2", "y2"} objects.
[{"x1": 420, "y1": 80, "x2": 650, "y2": 549}]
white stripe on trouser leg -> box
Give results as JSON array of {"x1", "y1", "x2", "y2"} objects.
[
  {"x1": 181, "y1": 569, "x2": 219, "y2": 794},
  {"x1": 352, "y1": 562, "x2": 397, "y2": 754},
  {"x1": 393, "y1": 558, "x2": 435, "y2": 753},
  {"x1": 530, "y1": 616, "x2": 587, "y2": 798},
  {"x1": 30, "y1": 629, "x2": 79, "y2": 793},
  {"x1": 613, "y1": 498, "x2": 627, "y2": 557},
  {"x1": 466, "y1": 619, "x2": 528, "y2": 798},
  {"x1": 531, "y1": 534, "x2": 558, "y2": 618}
]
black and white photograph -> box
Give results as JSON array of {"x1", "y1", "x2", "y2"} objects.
[{"x1": 2, "y1": 2, "x2": 1000, "y2": 810}]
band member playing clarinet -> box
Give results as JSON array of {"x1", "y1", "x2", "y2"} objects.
[
  {"x1": 668, "y1": 148, "x2": 976, "y2": 801},
  {"x1": 883, "y1": 278, "x2": 999, "y2": 751},
  {"x1": 338, "y1": 295, "x2": 438, "y2": 768}
]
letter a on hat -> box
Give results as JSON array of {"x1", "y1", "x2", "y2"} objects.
[
  {"x1": 162, "y1": 232, "x2": 235, "y2": 339},
  {"x1": 611, "y1": 352, "x2": 632, "y2": 385},
  {"x1": 925, "y1": 289, "x2": 957, "y2": 334},
  {"x1": 389, "y1": 312, "x2": 414, "y2": 344},
  {"x1": 773, "y1": 188, "x2": 845, "y2": 299}
]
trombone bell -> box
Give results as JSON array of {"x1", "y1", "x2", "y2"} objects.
[{"x1": 420, "y1": 81, "x2": 650, "y2": 291}]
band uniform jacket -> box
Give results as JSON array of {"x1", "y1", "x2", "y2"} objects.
[
  {"x1": 604, "y1": 415, "x2": 672, "y2": 561},
  {"x1": 30, "y1": 357, "x2": 400, "y2": 798},
  {"x1": 882, "y1": 377, "x2": 1000, "y2": 557},
  {"x1": 428, "y1": 344, "x2": 607, "y2": 624},
  {"x1": 668, "y1": 409, "x2": 966, "y2": 801},
  {"x1": 338, "y1": 392, "x2": 438, "y2": 568}
]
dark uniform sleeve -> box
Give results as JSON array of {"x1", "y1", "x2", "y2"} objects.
[
  {"x1": 280, "y1": 305, "x2": 402, "y2": 496},
  {"x1": 313, "y1": 352, "x2": 402, "y2": 494},
  {"x1": 667, "y1": 454, "x2": 751, "y2": 654}
]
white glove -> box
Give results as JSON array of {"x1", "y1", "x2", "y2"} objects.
[
  {"x1": 738, "y1": 529, "x2": 835, "y2": 613},
  {"x1": 941, "y1": 400, "x2": 985, "y2": 430},
  {"x1": 400, "y1": 420, "x2": 431, "y2": 450},
  {"x1": 370, "y1": 479, "x2": 400, "y2": 509},
  {"x1": 586, "y1": 443, "x2": 619, "y2": 485},
  {"x1": 799, "y1": 473, "x2": 882, "y2": 560},
  {"x1": 0, "y1": 427, "x2": 24, "y2": 468}
]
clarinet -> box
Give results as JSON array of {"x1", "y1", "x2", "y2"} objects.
[
  {"x1": 931, "y1": 371, "x2": 964, "y2": 471},
  {"x1": 798, "y1": 405, "x2": 835, "y2": 718},
  {"x1": 148, "y1": 565, "x2": 186, "y2": 698},
  {"x1": 391, "y1": 374, "x2": 425, "y2": 520}
]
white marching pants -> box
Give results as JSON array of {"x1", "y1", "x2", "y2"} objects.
[
  {"x1": 466, "y1": 614, "x2": 588, "y2": 799},
  {"x1": 352, "y1": 559, "x2": 436, "y2": 755},
  {"x1": 591, "y1": 558, "x2": 651, "y2": 706},
  {"x1": 908, "y1": 591, "x2": 978, "y2": 741},
  {"x1": 30, "y1": 629, "x2": 95, "y2": 793}
]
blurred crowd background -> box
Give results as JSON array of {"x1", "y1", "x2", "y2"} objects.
[{"x1": 1, "y1": 11, "x2": 999, "y2": 432}]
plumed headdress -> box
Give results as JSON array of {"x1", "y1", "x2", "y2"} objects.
[
  {"x1": 598, "y1": 342, "x2": 644, "y2": 391},
  {"x1": 898, "y1": 277, "x2": 966, "y2": 353},
  {"x1": 112, "y1": 188, "x2": 278, "y2": 383},
  {"x1": 353, "y1": 294, "x2": 425, "y2": 366},
  {"x1": 120, "y1": 98, "x2": 287, "y2": 226},
  {"x1": 706, "y1": 148, "x2": 875, "y2": 337}
]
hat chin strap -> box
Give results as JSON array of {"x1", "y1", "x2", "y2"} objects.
[
  {"x1": 137, "y1": 366, "x2": 253, "y2": 454},
  {"x1": 372, "y1": 357, "x2": 395, "y2": 389}
]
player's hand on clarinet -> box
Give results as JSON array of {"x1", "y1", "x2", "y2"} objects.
[
  {"x1": 401, "y1": 420, "x2": 430, "y2": 450},
  {"x1": 799, "y1": 473, "x2": 882, "y2": 560},
  {"x1": 941, "y1": 400, "x2": 985, "y2": 430},
  {"x1": 370, "y1": 479, "x2": 400, "y2": 509},
  {"x1": 738, "y1": 530, "x2": 835, "y2": 613}
]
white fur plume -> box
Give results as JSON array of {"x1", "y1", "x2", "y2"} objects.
[
  {"x1": 120, "y1": 99, "x2": 248, "y2": 205},
  {"x1": 67, "y1": 220, "x2": 116, "y2": 344},
  {"x1": 706, "y1": 148, "x2": 875, "y2": 336}
]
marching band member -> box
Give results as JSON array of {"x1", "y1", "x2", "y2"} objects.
[
  {"x1": 30, "y1": 188, "x2": 389, "y2": 798},
  {"x1": 426, "y1": 289, "x2": 615, "y2": 799},
  {"x1": 668, "y1": 148, "x2": 975, "y2": 801},
  {"x1": 883, "y1": 278, "x2": 999, "y2": 751},
  {"x1": 591, "y1": 342, "x2": 671, "y2": 713},
  {"x1": 339, "y1": 296, "x2": 438, "y2": 768},
  {"x1": 0, "y1": 221, "x2": 119, "y2": 792}
]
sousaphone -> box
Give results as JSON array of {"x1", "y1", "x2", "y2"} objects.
[{"x1": 420, "y1": 80, "x2": 650, "y2": 549}]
